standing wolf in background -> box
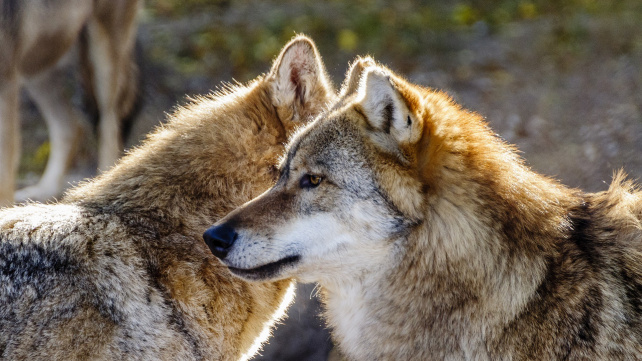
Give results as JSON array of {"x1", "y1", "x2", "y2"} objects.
[
  {"x1": 0, "y1": 36, "x2": 335, "y2": 360},
  {"x1": 206, "y1": 59, "x2": 642, "y2": 360},
  {"x1": 0, "y1": 0, "x2": 141, "y2": 206}
]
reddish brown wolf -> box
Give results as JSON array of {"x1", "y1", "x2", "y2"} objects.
[
  {"x1": 206, "y1": 59, "x2": 642, "y2": 360},
  {"x1": 0, "y1": 36, "x2": 334, "y2": 360}
]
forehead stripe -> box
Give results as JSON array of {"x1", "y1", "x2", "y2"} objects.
[{"x1": 281, "y1": 137, "x2": 303, "y2": 180}]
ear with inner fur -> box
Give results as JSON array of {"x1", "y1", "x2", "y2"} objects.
[
  {"x1": 356, "y1": 67, "x2": 424, "y2": 148},
  {"x1": 339, "y1": 56, "x2": 376, "y2": 99},
  {"x1": 269, "y1": 35, "x2": 333, "y2": 124}
]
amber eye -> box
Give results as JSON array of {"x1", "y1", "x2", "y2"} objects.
[{"x1": 300, "y1": 174, "x2": 323, "y2": 188}]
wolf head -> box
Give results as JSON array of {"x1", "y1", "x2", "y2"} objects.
[
  {"x1": 65, "y1": 35, "x2": 335, "y2": 215},
  {"x1": 203, "y1": 60, "x2": 522, "y2": 285}
]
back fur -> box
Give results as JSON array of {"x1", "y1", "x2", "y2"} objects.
[
  {"x1": 0, "y1": 35, "x2": 335, "y2": 360},
  {"x1": 208, "y1": 60, "x2": 642, "y2": 360}
]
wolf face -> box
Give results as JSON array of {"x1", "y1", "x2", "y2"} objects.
[
  {"x1": 205, "y1": 62, "x2": 429, "y2": 285},
  {"x1": 207, "y1": 59, "x2": 642, "y2": 361}
]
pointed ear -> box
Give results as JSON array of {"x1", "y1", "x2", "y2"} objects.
[
  {"x1": 269, "y1": 35, "x2": 334, "y2": 125},
  {"x1": 356, "y1": 68, "x2": 423, "y2": 147},
  {"x1": 339, "y1": 56, "x2": 376, "y2": 99}
]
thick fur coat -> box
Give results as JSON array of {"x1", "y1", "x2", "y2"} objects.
[
  {"x1": 0, "y1": 36, "x2": 335, "y2": 360},
  {"x1": 206, "y1": 59, "x2": 642, "y2": 360}
]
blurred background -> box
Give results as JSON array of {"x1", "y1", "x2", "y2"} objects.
[{"x1": 16, "y1": 0, "x2": 642, "y2": 360}]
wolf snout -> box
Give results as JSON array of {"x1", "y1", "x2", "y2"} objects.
[{"x1": 203, "y1": 223, "x2": 238, "y2": 259}]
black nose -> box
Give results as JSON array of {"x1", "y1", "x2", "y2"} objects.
[{"x1": 203, "y1": 223, "x2": 238, "y2": 259}]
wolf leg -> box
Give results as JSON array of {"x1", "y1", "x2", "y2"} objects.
[
  {"x1": 86, "y1": 0, "x2": 141, "y2": 171},
  {"x1": 0, "y1": 73, "x2": 20, "y2": 207},
  {"x1": 16, "y1": 65, "x2": 83, "y2": 202}
]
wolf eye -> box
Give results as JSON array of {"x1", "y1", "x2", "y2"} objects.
[{"x1": 300, "y1": 174, "x2": 323, "y2": 188}]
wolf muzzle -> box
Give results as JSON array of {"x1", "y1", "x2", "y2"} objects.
[{"x1": 203, "y1": 223, "x2": 237, "y2": 259}]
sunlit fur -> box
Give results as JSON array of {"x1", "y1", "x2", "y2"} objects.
[
  {"x1": 0, "y1": 35, "x2": 335, "y2": 360},
  {"x1": 213, "y1": 59, "x2": 642, "y2": 360}
]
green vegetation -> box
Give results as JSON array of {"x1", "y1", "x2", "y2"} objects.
[
  {"x1": 143, "y1": 0, "x2": 642, "y2": 81},
  {"x1": 20, "y1": 141, "x2": 49, "y2": 176}
]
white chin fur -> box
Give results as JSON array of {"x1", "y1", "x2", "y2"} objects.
[{"x1": 227, "y1": 202, "x2": 397, "y2": 283}]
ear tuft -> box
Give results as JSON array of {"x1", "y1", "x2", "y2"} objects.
[
  {"x1": 339, "y1": 56, "x2": 377, "y2": 99},
  {"x1": 269, "y1": 35, "x2": 332, "y2": 123}
]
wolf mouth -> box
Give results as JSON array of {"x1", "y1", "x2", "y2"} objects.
[{"x1": 228, "y1": 255, "x2": 300, "y2": 281}]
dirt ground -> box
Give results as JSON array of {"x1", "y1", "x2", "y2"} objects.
[{"x1": 16, "y1": 4, "x2": 642, "y2": 361}]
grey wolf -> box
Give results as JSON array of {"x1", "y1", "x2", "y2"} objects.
[
  {"x1": 205, "y1": 59, "x2": 642, "y2": 360},
  {"x1": 0, "y1": 0, "x2": 141, "y2": 206},
  {"x1": 0, "y1": 35, "x2": 335, "y2": 360}
]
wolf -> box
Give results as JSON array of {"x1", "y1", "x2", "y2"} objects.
[
  {"x1": 205, "y1": 59, "x2": 642, "y2": 360},
  {"x1": 0, "y1": 0, "x2": 141, "y2": 206},
  {"x1": 0, "y1": 35, "x2": 335, "y2": 360}
]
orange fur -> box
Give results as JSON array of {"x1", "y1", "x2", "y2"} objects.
[{"x1": 208, "y1": 59, "x2": 642, "y2": 360}]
